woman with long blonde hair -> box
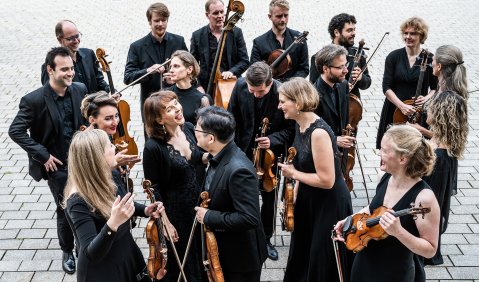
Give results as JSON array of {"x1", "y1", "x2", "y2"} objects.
[{"x1": 64, "y1": 129, "x2": 163, "y2": 282}]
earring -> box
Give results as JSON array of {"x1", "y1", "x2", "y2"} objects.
[
  {"x1": 297, "y1": 109, "x2": 300, "y2": 115},
  {"x1": 162, "y1": 124, "x2": 166, "y2": 131}
]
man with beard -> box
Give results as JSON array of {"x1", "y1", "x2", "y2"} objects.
[
  {"x1": 227, "y1": 62, "x2": 294, "y2": 261},
  {"x1": 124, "y1": 2, "x2": 187, "y2": 124},
  {"x1": 313, "y1": 44, "x2": 355, "y2": 158},
  {"x1": 41, "y1": 20, "x2": 110, "y2": 94},
  {"x1": 250, "y1": 0, "x2": 309, "y2": 81},
  {"x1": 10, "y1": 47, "x2": 88, "y2": 275},
  {"x1": 190, "y1": 0, "x2": 249, "y2": 93},
  {"x1": 310, "y1": 13, "x2": 371, "y2": 98}
]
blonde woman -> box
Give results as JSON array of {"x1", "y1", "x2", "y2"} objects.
[{"x1": 64, "y1": 129, "x2": 163, "y2": 282}]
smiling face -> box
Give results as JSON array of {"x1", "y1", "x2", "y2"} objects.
[
  {"x1": 323, "y1": 54, "x2": 348, "y2": 84},
  {"x1": 58, "y1": 21, "x2": 81, "y2": 53},
  {"x1": 336, "y1": 22, "x2": 356, "y2": 47},
  {"x1": 278, "y1": 93, "x2": 298, "y2": 120},
  {"x1": 89, "y1": 105, "x2": 119, "y2": 136},
  {"x1": 402, "y1": 26, "x2": 421, "y2": 48},
  {"x1": 379, "y1": 135, "x2": 404, "y2": 174},
  {"x1": 47, "y1": 55, "x2": 75, "y2": 89}
]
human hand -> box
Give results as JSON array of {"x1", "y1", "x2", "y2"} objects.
[
  {"x1": 44, "y1": 154, "x2": 63, "y2": 172},
  {"x1": 194, "y1": 206, "x2": 208, "y2": 224},
  {"x1": 221, "y1": 71, "x2": 235, "y2": 80},
  {"x1": 107, "y1": 192, "x2": 135, "y2": 231},
  {"x1": 255, "y1": 137, "x2": 271, "y2": 149},
  {"x1": 337, "y1": 135, "x2": 356, "y2": 148}
]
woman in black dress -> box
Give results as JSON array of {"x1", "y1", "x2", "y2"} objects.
[
  {"x1": 376, "y1": 16, "x2": 438, "y2": 148},
  {"x1": 421, "y1": 91, "x2": 468, "y2": 265},
  {"x1": 143, "y1": 90, "x2": 207, "y2": 281},
  {"x1": 166, "y1": 50, "x2": 210, "y2": 124},
  {"x1": 335, "y1": 125, "x2": 440, "y2": 282},
  {"x1": 277, "y1": 78, "x2": 353, "y2": 282},
  {"x1": 64, "y1": 129, "x2": 164, "y2": 282}
]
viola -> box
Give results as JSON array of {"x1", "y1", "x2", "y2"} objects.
[
  {"x1": 342, "y1": 204, "x2": 430, "y2": 253},
  {"x1": 393, "y1": 49, "x2": 430, "y2": 124},
  {"x1": 142, "y1": 180, "x2": 168, "y2": 280},
  {"x1": 253, "y1": 118, "x2": 276, "y2": 192},
  {"x1": 206, "y1": 0, "x2": 244, "y2": 109},
  {"x1": 279, "y1": 147, "x2": 296, "y2": 232},
  {"x1": 96, "y1": 48, "x2": 138, "y2": 169},
  {"x1": 267, "y1": 31, "x2": 308, "y2": 79},
  {"x1": 200, "y1": 191, "x2": 224, "y2": 282}
]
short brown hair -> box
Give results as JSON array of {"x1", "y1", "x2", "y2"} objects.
[
  {"x1": 400, "y1": 16, "x2": 428, "y2": 44},
  {"x1": 245, "y1": 62, "x2": 272, "y2": 87},
  {"x1": 278, "y1": 78, "x2": 319, "y2": 112},
  {"x1": 315, "y1": 44, "x2": 348, "y2": 74},
  {"x1": 171, "y1": 50, "x2": 200, "y2": 81},
  {"x1": 269, "y1": 0, "x2": 289, "y2": 13},
  {"x1": 144, "y1": 91, "x2": 179, "y2": 141},
  {"x1": 146, "y1": 2, "x2": 170, "y2": 22},
  {"x1": 205, "y1": 0, "x2": 224, "y2": 12},
  {"x1": 384, "y1": 125, "x2": 435, "y2": 178}
]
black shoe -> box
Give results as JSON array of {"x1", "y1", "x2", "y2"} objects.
[
  {"x1": 266, "y1": 242, "x2": 278, "y2": 261},
  {"x1": 62, "y1": 251, "x2": 76, "y2": 274}
]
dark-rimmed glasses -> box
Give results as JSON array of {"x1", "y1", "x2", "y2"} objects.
[
  {"x1": 63, "y1": 33, "x2": 82, "y2": 42},
  {"x1": 329, "y1": 62, "x2": 349, "y2": 70},
  {"x1": 194, "y1": 126, "x2": 214, "y2": 136}
]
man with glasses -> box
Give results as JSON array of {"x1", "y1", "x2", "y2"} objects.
[
  {"x1": 313, "y1": 44, "x2": 355, "y2": 152},
  {"x1": 193, "y1": 106, "x2": 267, "y2": 282},
  {"x1": 41, "y1": 20, "x2": 110, "y2": 94},
  {"x1": 227, "y1": 62, "x2": 294, "y2": 261},
  {"x1": 190, "y1": 0, "x2": 249, "y2": 93},
  {"x1": 250, "y1": 0, "x2": 309, "y2": 81},
  {"x1": 310, "y1": 13, "x2": 371, "y2": 99}
]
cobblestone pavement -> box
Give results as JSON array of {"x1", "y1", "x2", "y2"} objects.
[{"x1": 1, "y1": 0, "x2": 478, "y2": 281}]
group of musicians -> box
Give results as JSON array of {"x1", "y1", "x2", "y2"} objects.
[{"x1": 8, "y1": 0, "x2": 470, "y2": 281}]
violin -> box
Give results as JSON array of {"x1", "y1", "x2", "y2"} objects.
[
  {"x1": 96, "y1": 48, "x2": 138, "y2": 169},
  {"x1": 206, "y1": 0, "x2": 244, "y2": 109},
  {"x1": 267, "y1": 31, "x2": 308, "y2": 79},
  {"x1": 200, "y1": 191, "x2": 224, "y2": 282},
  {"x1": 253, "y1": 118, "x2": 276, "y2": 192},
  {"x1": 279, "y1": 147, "x2": 296, "y2": 232},
  {"x1": 341, "y1": 204, "x2": 430, "y2": 253},
  {"x1": 393, "y1": 49, "x2": 430, "y2": 124},
  {"x1": 142, "y1": 180, "x2": 168, "y2": 280}
]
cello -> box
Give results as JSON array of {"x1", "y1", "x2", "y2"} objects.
[
  {"x1": 252, "y1": 118, "x2": 276, "y2": 192},
  {"x1": 393, "y1": 49, "x2": 430, "y2": 124},
  {"x1": 279, "y1": 147, "x2": 296, "y2": 232},
  {"x1": 267, "y1": 31, "x2": 308, "y2": 79},
  {"x1": 206, "y1": 0, "x2": 244, "y2": 109},
  {"x1": 96, "y1": 48, "x2": 138, "y2": 169},
  {"x1": 199, "y1": 191, "x2": 224, "y2": 282}
]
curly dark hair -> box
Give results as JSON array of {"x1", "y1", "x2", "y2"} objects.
[{"x1": 328, "y1": 13, "x2": 356, "y2": 40}]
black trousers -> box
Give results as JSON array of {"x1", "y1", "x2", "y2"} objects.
[
  {"x1": 47, "y1": 168, "x2": 75, "y2": 252},
  {"x1": 223, "y1": 269, "x2": 261, "y2": 282},
  {"x1": 260, "y1": 188, "x2": 276, "y2": 240}
]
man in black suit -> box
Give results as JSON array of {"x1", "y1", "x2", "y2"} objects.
[
  {"x1": 194, "y1": 106, "x2": 267, "y2": 282},
  {"x1": 250, "y1": 0, "x2": 309, "y2": 81},
  {"x1": 124, "y1": 2, "x2": 187, "y2": 121},
  {"x1": 41, "y1": 20, "x2": 110, "y2": 94},
  {"x1": 227, "y1": 62, "x2": 294, "y2": 261},
  {"x1": 313, "y1": 44, "x2": 355, "y2": 170},
  {"x1": 10, "y1": 47, "x2": 87, "y2": 275},
  {"x1": 190, "y1": 0, "x2": 249, "y2": 93},
  {"x1": 310, "y1": 13, "x2": 371, "y2": 98}
]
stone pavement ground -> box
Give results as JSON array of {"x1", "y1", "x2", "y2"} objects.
[{"x1": 0, "y1": 0, "x2": 478, "y2": 281}]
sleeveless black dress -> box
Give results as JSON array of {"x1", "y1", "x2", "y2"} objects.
[
  {"x1": 284, "y1": 119, "x2": 353, "y2": 282},
  {"x1": 350, "y1": 173, "x2": 430, "y2": 282}
]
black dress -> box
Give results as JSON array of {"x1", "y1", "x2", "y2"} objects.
[
  {"x1": 350, "y1": 173, "x2": 430, "y2": 282},
  {"x1": 169, "y1": 85, "x2": 210, "y2": 124},
  {"x1": 143, "y1": 122, "x2": 205, "y2": 282},
  {"x1": 284, "y1": 119, "x2": 353, "y2": 282},
  {"x1": 66, "y1": 180, "x2": 148, "y2": 282},
  {"x1": 376, "y1": 48, "x2": 438, "y2": 148}
]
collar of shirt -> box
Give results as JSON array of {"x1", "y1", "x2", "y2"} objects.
[
  {"x1": 208, "y1": 141, "x2": 234, "y2": 167},
  {"x1": 149, "y1": 32, "x2": 170, "y2": 45},
  {"x1": 47, "y1": 83, "x2": 71, "y2": 101}
]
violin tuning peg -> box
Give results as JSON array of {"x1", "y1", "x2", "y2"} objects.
[{"x1": 410, "y1": 202, "x2": 415, "y2": 208}]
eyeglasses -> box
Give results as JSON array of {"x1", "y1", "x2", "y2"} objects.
[
  {"x1": 63, "y1": 33, "x2": 82, "y2": 42},
  {"x1": 329, "y1": 62, "x2": 349, "y2": 70},
  {"x1": 194, "y1": 126, "x2": 214, "y2": 136}
]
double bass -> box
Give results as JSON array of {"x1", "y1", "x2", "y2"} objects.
[
  {"x1": 96, "y1": 48, "x2": 138, "y2": 169},
  {"x1": 252, "y1": 118, "x2": 276, "y2": 192},
  {"x1": 200, "y1": 191, "x2": 224, "y2": 282},
  {"x1": 279, "y1": 147, "x2": 296, "y2": 232},
  {"x1": 267, "y1": 31, "x2": 309, "y2": 79},
  {"x1": 393, "y1": 49, "x2": 430, "y2": 124},
  {"x1": 206, "y1": 0, "x2": 244, "y2": 109}
]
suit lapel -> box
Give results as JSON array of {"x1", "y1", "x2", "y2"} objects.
[
  {"x1": 43, "y1": 87, "x2": 60, "y2": 134},
  {"x1": 77, "y1": 49, "x2": 92, "y2": 90},
  {"x1": 70, "y1": 85, "x2": 84, "y2": 130},
  {"x1": 145, "y1": 37, "x2": 160, "y2": 64},
  {"x1": 318, "y1": 79, "x2": 339, "y2": 118},
  {"x1": 207, "y1": 145, "x2": 233, "y2": 199},
  {"x1": 200, "y1": 27, "x2": 210, "y2": 68},
  {"x1": 163, "y1": 33, "x2": 173, "y2": 62}
]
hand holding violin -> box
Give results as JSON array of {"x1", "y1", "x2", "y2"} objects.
[
  {"x1": 333, "y1": 218, "x2": 348, "y2": 242},
  {"x1": 144, "y1": 201, "x2": 165, "y2": 219},
  {"x1": 194, "y1": 206, "x2": 208, "y2": 224},
  {"x1": 255, "y1": 136, "x2": 271, "y2": 149},
  {"x1": 277, "y1": 162, "x2": 296, "y2": 180},
  {"x1": 107, "y1": 192, "x2": 135, "y2": 232},
  {"x1": 379, "y1": 209, "x2": 404, "y2": 237},
  {"x1": 337, "y1": 135, "x2": 356, "y2": 149},
  {"x1": 350, "y1": 66, "x2": 363, "y2": 82}
]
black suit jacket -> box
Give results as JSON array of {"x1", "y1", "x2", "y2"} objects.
[
  {"x1": 204, "y1": 142, "x2": 267, "y2": 272},
  {"x1": 314, "y1": 77, "x2": 349, "y2": 137},
  {"x1": 227, "y1": 78, "x2": 294, "y2": 158},
  {"x1": 124, "y1": 32, "x2": 187, "y2": 106},
  {"x1": 9, "y1": 82, "x2": 87, "y2": 181},
  {"x1": 310, "y1": 46, "x2": 371, "y2": 97},
  {"x1": 190, "y1": 25, "x2": 249, "y2": 90},
  {"x1": 41, "y1": 48, "x2": 109, "y2": 94},
  {"x1": 250, "y1": 28, "x2": 309, "y2": 80}
]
